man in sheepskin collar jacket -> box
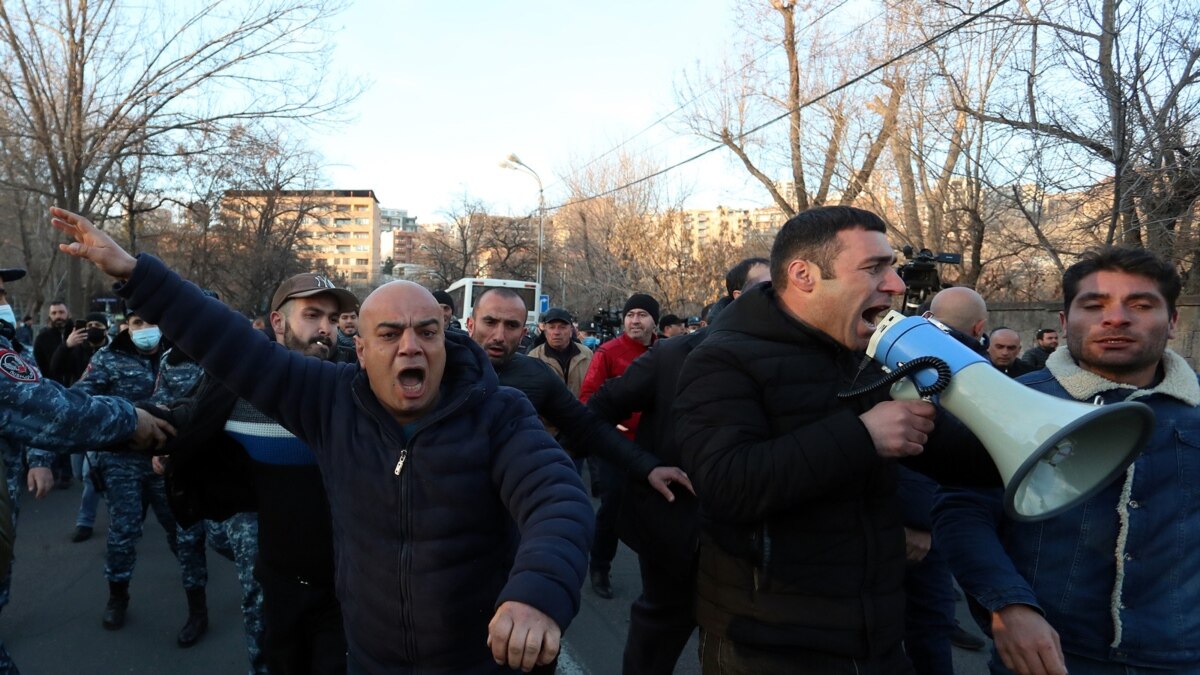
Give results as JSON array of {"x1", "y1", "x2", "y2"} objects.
[{"x1": 935, "y1": 246, "x2": 1200, "y2": 674}]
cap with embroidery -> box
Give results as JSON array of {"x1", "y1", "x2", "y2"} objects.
[{"x1": 270, "y1": 273, "x2": 359, "y2": 313}]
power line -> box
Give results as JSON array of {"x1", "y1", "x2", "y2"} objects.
[
  {"x1": 548, "y1": 0, "x2": 857, "y2": 193},
  {"x1": 548, "y1": 0, "x2": 1012, "y2": 212}
]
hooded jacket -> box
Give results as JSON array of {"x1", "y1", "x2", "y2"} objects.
[
  {"x1": 674, "y1": 283, "x2": 998, "y2": 658},
  {"x1": 115, "y1": 255, "x2": 594, "y2": 673}
]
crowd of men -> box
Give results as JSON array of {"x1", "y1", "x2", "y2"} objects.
[{"x1": 0, "y1": 203, "x2": 1194, "y2": 675}]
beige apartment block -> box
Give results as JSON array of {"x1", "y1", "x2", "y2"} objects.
[{"x1": 223, "y1": 189, "x2": 382, "y2": 291}]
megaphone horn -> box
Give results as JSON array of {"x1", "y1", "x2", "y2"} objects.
[{"x1": 863, "y1": 311, "x2": 1153, "y2": 522}]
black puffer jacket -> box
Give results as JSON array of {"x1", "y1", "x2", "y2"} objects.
[{"x1": 675, "y1": 283, "x2": 998, "y2": 658}]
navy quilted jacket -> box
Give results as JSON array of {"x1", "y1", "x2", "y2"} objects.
[{"x1": 117, "y1": 256, "x2": 594, "y2": 672}]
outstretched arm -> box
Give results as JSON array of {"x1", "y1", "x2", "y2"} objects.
[{"x1": 52, "y1": 207, "x2": 340, "y2": 448}]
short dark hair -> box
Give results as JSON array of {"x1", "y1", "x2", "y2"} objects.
[
  {"x1": 725, "y1": 257, "x2": 770, "y2": 296},
  {"x1": 770, "y1": 206, "x2": 889, "y2": 289},
  {"x1": 474, "y1": 287, "x2": 526, "y2": 314},
  {"x1": 48, "y1": 299, "x2": 67, "y2": 307},
  {"x1": 659, "y1": 313, "x2": 683, "y2": 329},
  {"x1": 1062, "y1": 246, "x2": 1181, "y2": 316},
  {"x1": 1034, "y1": 328, "x2": 1057, "y2": 339}
]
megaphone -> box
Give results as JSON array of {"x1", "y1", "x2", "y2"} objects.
[{"x1": 865, "y1": 311, "x2": 1153, "y2": 522}]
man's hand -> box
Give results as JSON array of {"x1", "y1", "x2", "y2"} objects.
[
  {"x1": 992, "y1": 604, "x2": 1067, "y2": 675},
  {"x1": 487, "y1": 601, "x2": 560, "y2": 672},
  {"x1": 151, "y1": 456, "x2": 167, "y2": 476},
  {"x1": 26, "y1": 467, "x2": 53, "y2": 499},
  {"x1": 65, "y1": 327, "x2": 87, "y2": 347},
  {"x1": 646, "y1": 466, "x2": 695, "y2": 502},
  {"x1": 859, "y1": 400, "x2": 936, "y2": 458},
  {"x1": 903, "y1": 527, "x2": 931, "y2": 563},
  {"x1": 50, "y1": 207, "x2": 138, "y2": 279},
  {"x1": 130, "y1": 408, "x2": 176, "y2": 452}
]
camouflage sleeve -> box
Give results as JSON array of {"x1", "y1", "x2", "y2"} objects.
[
  {"x1": 26, "y1": 447, "x2": 55, "y2": 469},
  {"x1": 0, "y1": 356, "x2": 138, "y2": 453},
  {"x1": 70, "y1": 349, "x2": 113, "y2": 396}
]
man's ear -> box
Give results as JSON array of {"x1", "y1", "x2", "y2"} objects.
[
  {"x1": 465, "y1": 316, "x2": 475, "y2": 337},
  {"x1": 269, "y1": 311, "x2": 286, "y2": 342},
  {"x1": 787, "y1": 259, "x2": 820, "y2": 292},
  {"x1": 1168, "y1": 309, "x2": 1179, "y2": 341}
]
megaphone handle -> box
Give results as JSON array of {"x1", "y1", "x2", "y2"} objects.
[{"x1": 838, "y1": 356, "x2": 952, "y2": 400}]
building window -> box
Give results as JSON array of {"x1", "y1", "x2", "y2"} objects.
[
  {"x1": 334, "y1": 218, "x2": 351, "y2": 225},
  {"x1": 336, "y1": 245, "x2": 350, "y2": 253},
  {"x1": 354, "y1": 204, "x2": 369, "y2": 211},
  {"x1": 335, "y1": 204, "x2": 350, "y2": 211},
  {"x1": 334, "y1": 232, "x2": 351, "y2": 238},
  {"x1": 356, "y1": 258, "x2": 369, "y2": 265},
  {"x1": 351, "y1": 272, "x2": 368, "y2": 280},
  {"x1": 318, "y1": 217, "x2": 330, "y2": 225},
  {"x1": 353, "y1": 245, "x2": 369, "y2": 252},
  {"x1": 355, "y1": 218, "x2": 369, "y2": 225}
]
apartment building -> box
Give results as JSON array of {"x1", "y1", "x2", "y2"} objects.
[{"x1": 222, "y1": 189, "x2": 382, "y2": 288}]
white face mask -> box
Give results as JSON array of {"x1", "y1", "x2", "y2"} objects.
[{"x1": 0, "y1": 304, "x2": 15, "y2": 329}]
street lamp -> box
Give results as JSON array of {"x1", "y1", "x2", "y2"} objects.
[{"x1": 499, "y1": 153, "x2": 545, "y2": 295}]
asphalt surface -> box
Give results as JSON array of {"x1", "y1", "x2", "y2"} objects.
[{"x1": 4, "y1": 480, "x2": 993, "y2": 674}]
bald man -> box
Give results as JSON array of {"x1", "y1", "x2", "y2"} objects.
[
  {"x1": 927, "y1": 286, "x2": 988, "y2": 342},
  {"x1": 51, "y1": 207, "x2": 594, "y2": 674},
  {"x1": 987, "y1": 328, "x2": 1033, "y2": 378}
]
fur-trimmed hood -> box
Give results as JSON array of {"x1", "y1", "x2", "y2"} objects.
[{"x1": 1044, "y1": 346, "x2": 1200, "y2": 407}]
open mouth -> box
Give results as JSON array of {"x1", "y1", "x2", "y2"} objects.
[
  {"x1": 862, "y1": 305, "x2": 891, "y2": 331},
  {"x1": 397, "y1": 367, "x2": 426, "y2": 397}
]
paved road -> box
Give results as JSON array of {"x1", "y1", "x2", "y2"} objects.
[{"x1": 3, "y1": 481, "x2": 994, "y2": 674}]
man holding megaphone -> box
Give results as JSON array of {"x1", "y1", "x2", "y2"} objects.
[
  {"x1": 675, "y1": 206, "x2": 1003, "y2": 675},
  {"x1": 934, "y1": 247, "x2": 1200, "y2": 675}
]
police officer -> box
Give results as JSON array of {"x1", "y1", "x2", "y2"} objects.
[
  {"x1": 71, "y1": 308, "x2": 182, "y2": 630},
  {"x1": 151, "y1": 293, "x2": 266, "y2": 672},
  {"x1": 0, "y1": 266, "x2": 173, "y2": 673}
]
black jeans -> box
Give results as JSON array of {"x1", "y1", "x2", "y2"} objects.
[
  {"x1": 257, "y1": 564, "x2": 347, "y2": 675},
  {"x1": 699, "y1": 630, "x2": 916, "y2": 675},
  {"x1": 622, "y1": 553, "x2": 697, "y2": 674}
]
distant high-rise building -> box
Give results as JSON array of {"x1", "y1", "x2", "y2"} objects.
[{"x1": 380, "y1": 207, "x2": 420, "y2": 265}]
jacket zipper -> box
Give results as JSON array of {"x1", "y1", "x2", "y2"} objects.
[{"x1": 393, "y1": 448, "x2": 408, "y2": 475}]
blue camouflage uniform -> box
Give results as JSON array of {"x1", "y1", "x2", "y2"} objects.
[
  {"x1": 0, "y1": 333, "x2": 139, "y2": 674},
  {"x1": 153, "y1": 350, "x2": 266, "y2": 674},
  {"x1": 72, "y1": 332, "x2": 180, "y2": 586}
]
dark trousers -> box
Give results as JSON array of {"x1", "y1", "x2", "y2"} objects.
[
  {"x1": 897, "y1": 467, "x2": 956, "y2": 675},
  {"x1": 257, "y1": 564, "x2": 347, "y2": 675},
  {"x1": 622, "y1": 553, "x2": 696, "y2": 674},
  {"x1": 699, "y1": 630, "x2": 916, "y2": 675},
  {"x1": 589, "y1": 457, "x2": 625, "y2": 574}
]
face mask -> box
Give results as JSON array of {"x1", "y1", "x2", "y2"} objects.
[
  {"x1": 130, "y1": 326, "x2": 161, "y2": 351},
  {"x1": 0, "y1": 305, "x2": 14, "y2": 330},
  {"x1": 87, "y1": 327, "x2": 107, "y2": 344},
  {"x1": 583, "y1": 336, "x2": 600, "y2": 350}
]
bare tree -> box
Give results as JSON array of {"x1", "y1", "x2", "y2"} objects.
[
  {"x1": 153, "y1": 124, "x2": 330, "y2": 314},
  {"x1": 417, "y1": 194, "x2": 490, "y2": 289},
  {"x1": 676, "y1": 1, "x2": 907, "y2": 216},
  {"x1": 0, "y1": 0, "x2": 356, "y2": 314}
]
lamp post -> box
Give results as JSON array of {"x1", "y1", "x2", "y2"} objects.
[{"x1": 499, "y1": 154, "x2": 545, "y2": 294}]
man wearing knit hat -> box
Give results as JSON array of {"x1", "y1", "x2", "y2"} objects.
[{"x1": 579, "y1": 292, "x2": 659, "y2": 598}]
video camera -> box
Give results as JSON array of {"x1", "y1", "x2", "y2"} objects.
[
  {"x1": 591, "y1": 307, "x2": 624, "y2": 343},
  {"x1": 896, "y1": 245, "x2": 962, "y2": 315}
]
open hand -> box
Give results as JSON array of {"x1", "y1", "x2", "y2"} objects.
[
  {"x1": 50, "y1": 207, "x2": 137, "y2": 279},
  {"x1": 646, "y1": 466, "x2": 695, "y2": 502}
]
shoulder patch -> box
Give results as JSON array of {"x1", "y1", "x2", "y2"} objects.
[{"x1": 0, "y1": 348, "x2": 39, "y2": 382}]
